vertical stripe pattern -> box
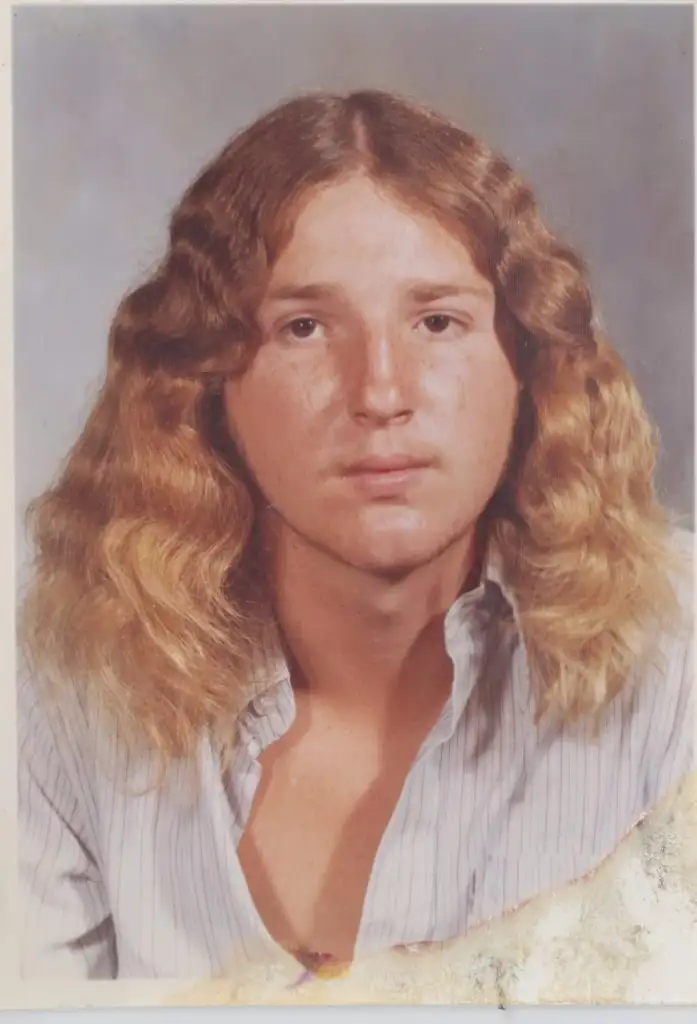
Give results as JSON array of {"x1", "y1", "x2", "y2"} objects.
[{"x1": 17, "y1": 530, "x2": 695, "y2": 978}]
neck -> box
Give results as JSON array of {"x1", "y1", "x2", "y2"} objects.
[{"x1": 258, "y1": 514, "x2": 484, "y2": 722}]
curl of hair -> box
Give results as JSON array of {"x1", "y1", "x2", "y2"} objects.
[{"x1": 21, "y1": 89, "x2": 688, "y2": 768}]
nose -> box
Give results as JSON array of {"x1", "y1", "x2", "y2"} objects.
[{"x1": 349, "y1": 328, "x2": 415, "y2": 426}]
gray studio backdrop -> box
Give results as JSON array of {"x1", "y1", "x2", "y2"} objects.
[{"x1": 14, "y1": 3, "x2": 694, "y2": 583}]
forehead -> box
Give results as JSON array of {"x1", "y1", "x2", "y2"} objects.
[{"x1": 270, "y1": 175, "x2": 483, "y2": 280}]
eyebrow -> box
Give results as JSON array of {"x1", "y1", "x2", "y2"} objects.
[{"x1": 264, "y1": 280, "x2": 494, "y2": 304}]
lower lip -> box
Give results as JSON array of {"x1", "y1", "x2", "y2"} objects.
[{"x1": 345, "y1": 466, "x2": 429, "y2": 497}]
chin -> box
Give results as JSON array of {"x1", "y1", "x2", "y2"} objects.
[{"x1": 334, "y1": 522, "x2": 453, "y2": 578}]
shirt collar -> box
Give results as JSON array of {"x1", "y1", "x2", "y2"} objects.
[
  {"x1": 243, "y1": 534, "x2": 528, "y2": 742},
  {"x1": 428, "y1": 535, "x2": 523, "y2": 748},
  {"x1": 443, "y1": 534, "x2": 519, "y2": 639}
]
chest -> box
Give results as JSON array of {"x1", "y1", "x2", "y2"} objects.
[
  {"x1": 235, "y1": 712, "x2": 435, "y2": 963},
  {"x1": 96, "y1": 692, "x2": 650, "y2": 976}
]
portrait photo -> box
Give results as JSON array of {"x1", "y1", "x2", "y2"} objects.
[{"x1": 5, "y1": 1, "x2": 696, "y2": 1010}]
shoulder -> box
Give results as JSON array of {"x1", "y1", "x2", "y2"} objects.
[
  {"x1": 18, "y1": 667, "x2": 96, "y2": 744},
  {"x1": 668, "y1": 525, "x2": 694, "y2": 608},
  {"x1": 660, "y1": 524, "x2": 693, "y2": 688},
  {"x1": 18, "y1": 671, "x2": 200, "y2": 806},
  {"x1": 17, "y1": 671, "x2": 138, "y2": 811},
  {"x1": 17, "y1": 671, "x2": 98, "y2": 798},
  {"x1": 632, "y1": 525, "x2": 695, "y2": 804}
]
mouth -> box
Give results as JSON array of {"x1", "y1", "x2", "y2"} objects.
[{"x1": 342, "y1": 456, "x2": 433, "y2": 497}]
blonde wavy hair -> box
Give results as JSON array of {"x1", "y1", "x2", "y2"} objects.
[{"x1": 21, "y1": 89, "x2": 687, "y2": 764}]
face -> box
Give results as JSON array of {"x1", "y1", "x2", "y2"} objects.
[{"x1": 224, "y1": 175, "x2": 519, "y2": 576}]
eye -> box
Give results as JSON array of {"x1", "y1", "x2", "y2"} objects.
[
  {"x1": 284, "y1": 317, "x2": 320, "y2": 340},
  {"x1": 419, "y1": 313, "x2": 473, "y2": 337},
  {"x1": 422, "y1": 314, "x2": 452, "y2": 334}
]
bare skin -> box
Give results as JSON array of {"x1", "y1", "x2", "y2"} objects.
[
  {"x1": 226, "y1": 174, "x2": 519, "y2": 961},
  {"x1": 237, "y1": 524, "x2": 470, "y2": 960}
]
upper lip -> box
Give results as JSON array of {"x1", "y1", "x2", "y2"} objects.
[{"x1": 343, "y1": 454, "x2": 433, "y2": 475}]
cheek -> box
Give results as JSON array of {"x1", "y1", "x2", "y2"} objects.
[
  {"x1": 443, "y1": 347, "x2": 519, "y2": 444},
  {"x1": 223, "y1": 369, "x2": 329, "y2": 476}
]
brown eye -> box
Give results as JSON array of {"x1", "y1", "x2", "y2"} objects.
[
  {"x1": 422, "y1": 314, "x2": 452, "y2": 334},
  {"x1": 286, "y1": 317, "x2": 319, "y2": 339}
]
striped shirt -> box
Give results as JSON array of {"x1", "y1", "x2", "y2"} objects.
[{"x1": 18, "y1": 531, "x2": 695, "y2": 979}]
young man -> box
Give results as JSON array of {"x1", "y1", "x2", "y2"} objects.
[{"x1": 19, "y1": 89, "x2": 694, "y2": 979}]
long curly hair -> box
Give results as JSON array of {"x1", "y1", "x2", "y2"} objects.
[{"x1": 21, "y1": 89, "x2": 687, "y2": 764}]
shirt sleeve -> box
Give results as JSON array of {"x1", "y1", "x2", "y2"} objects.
[
  {"x1": 643, "y1": 528, "x2": 696, "y2": 807},
  {"x1": 18, "y1": 677, "x2": 118, "y2": 979}
]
